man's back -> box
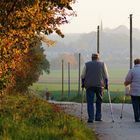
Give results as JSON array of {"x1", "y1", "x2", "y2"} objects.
[{"x1": 84, "y1": 60, "x2": 106, "y2": 88}]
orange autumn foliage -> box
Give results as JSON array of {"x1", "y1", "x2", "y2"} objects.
[{"x1": 0, "y1": 0, "x2": 76, "y2": 93}]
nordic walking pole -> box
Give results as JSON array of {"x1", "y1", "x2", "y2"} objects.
[
  {"x1": 120, "y1": 95, "x2": 126, "y2": 119},
  {"x1": 120, "y1": 86, "x2": 129, "y2": 119},
  {"x1": 107, "y1": 89, "x2": 115, "y2": 122},
  {"x1": 81, "y1": 88, "x2": 84, "y2": 121}
]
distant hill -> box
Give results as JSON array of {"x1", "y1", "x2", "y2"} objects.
[{"x1": 42, "y1": 25, "x2": 140, "y2": 68}]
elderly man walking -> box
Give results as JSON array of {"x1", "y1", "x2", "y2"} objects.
[{"x1": 81, "y1": 53, "x2": 109, "y2": 123}]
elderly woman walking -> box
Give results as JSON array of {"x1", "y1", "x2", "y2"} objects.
[{"x1": 124, "y1": 58, "x2": 140, "y2": 122}]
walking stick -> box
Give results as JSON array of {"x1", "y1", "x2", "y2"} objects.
[
  {"x1": 107, "y1": 89, "x2": 115, "y2": 122},
  {"x1": 120, "y1": 86, "x2": 129, "y2": 119},
  {"x1": 120, "y1": 95, "x2": 126, "y2": 119},
  {"x1": 81, "y1": 88, "x2": 84, "y2": 121}
]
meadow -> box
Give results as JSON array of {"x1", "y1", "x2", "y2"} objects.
[{"x1": 31, "y1": 67, "x2": 131, "y2": 103}]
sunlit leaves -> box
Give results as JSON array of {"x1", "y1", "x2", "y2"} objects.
[{"x1": 0, "y1": 0, "x2": 75, "y2": 92}]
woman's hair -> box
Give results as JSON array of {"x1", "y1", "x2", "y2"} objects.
[{"x1": 134, "y1": 58, "x2": 140, "y2": 65}]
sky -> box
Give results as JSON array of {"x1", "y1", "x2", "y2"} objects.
[{"x1": 60, "y1": 0, "x2": 140, "y2": 33}]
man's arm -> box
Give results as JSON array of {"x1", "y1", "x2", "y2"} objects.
[
  {"x1": 81, "y1": 65, "x2": 86, "y2": 88},
  {"x1": 103, "y1": 63, "x2": 109, "y2": 89},
  {"x1": 103, "y1": 63, "x2": 109, "y2": 79}
]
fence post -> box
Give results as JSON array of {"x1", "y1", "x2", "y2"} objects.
[
  {"x1": 62, "y1": 59, "x2": 64, "y2": 98},
  {"x1": 68, "y1": 62, "x2": 70, "y2": 97},
  {"x1": 78, "y1": 53, "x2": 81, "y2": 95}
]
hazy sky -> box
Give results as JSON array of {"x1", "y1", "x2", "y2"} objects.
[{"x1": 60, "y1": 0, "x2": 140, "y2": 33}]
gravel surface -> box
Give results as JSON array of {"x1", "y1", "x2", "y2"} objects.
[{"x1": 49, "y1": 101, "x2": 140, "y2": 140}]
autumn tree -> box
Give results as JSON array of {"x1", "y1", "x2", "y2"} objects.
[
  {"x1": 10, "y1": 37, "x2": 50, "y2": 93},
  {"x1": 0, "y1": 0, "x2": 76, "y2": 93}
]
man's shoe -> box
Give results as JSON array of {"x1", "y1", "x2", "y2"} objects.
[
  {"x1": 87, "y1": 120, "x2": 93, "y2": 123},
  {"x1": 95, "y1": 119, "x2": 102, "y2": 121}
]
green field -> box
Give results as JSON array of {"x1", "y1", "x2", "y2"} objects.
[{"x1": 30, "y1": 68, "x2": 131, "y2": 103}]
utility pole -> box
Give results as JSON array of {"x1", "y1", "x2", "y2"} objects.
[
  {"x1": 97, "y1": 25, "x2": 100, "y2": 54},
  {"x1": 130, "y1": 14, "x2": 133, "y2": 69}
]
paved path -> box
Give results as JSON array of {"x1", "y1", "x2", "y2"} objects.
[{"x1": 49, "y1": 101, "x2": 140, "y2": 140}]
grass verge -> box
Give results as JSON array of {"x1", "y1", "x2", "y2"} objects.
[{"x1": 0, "y1": 94, "x2": 96, "y2": 140}]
